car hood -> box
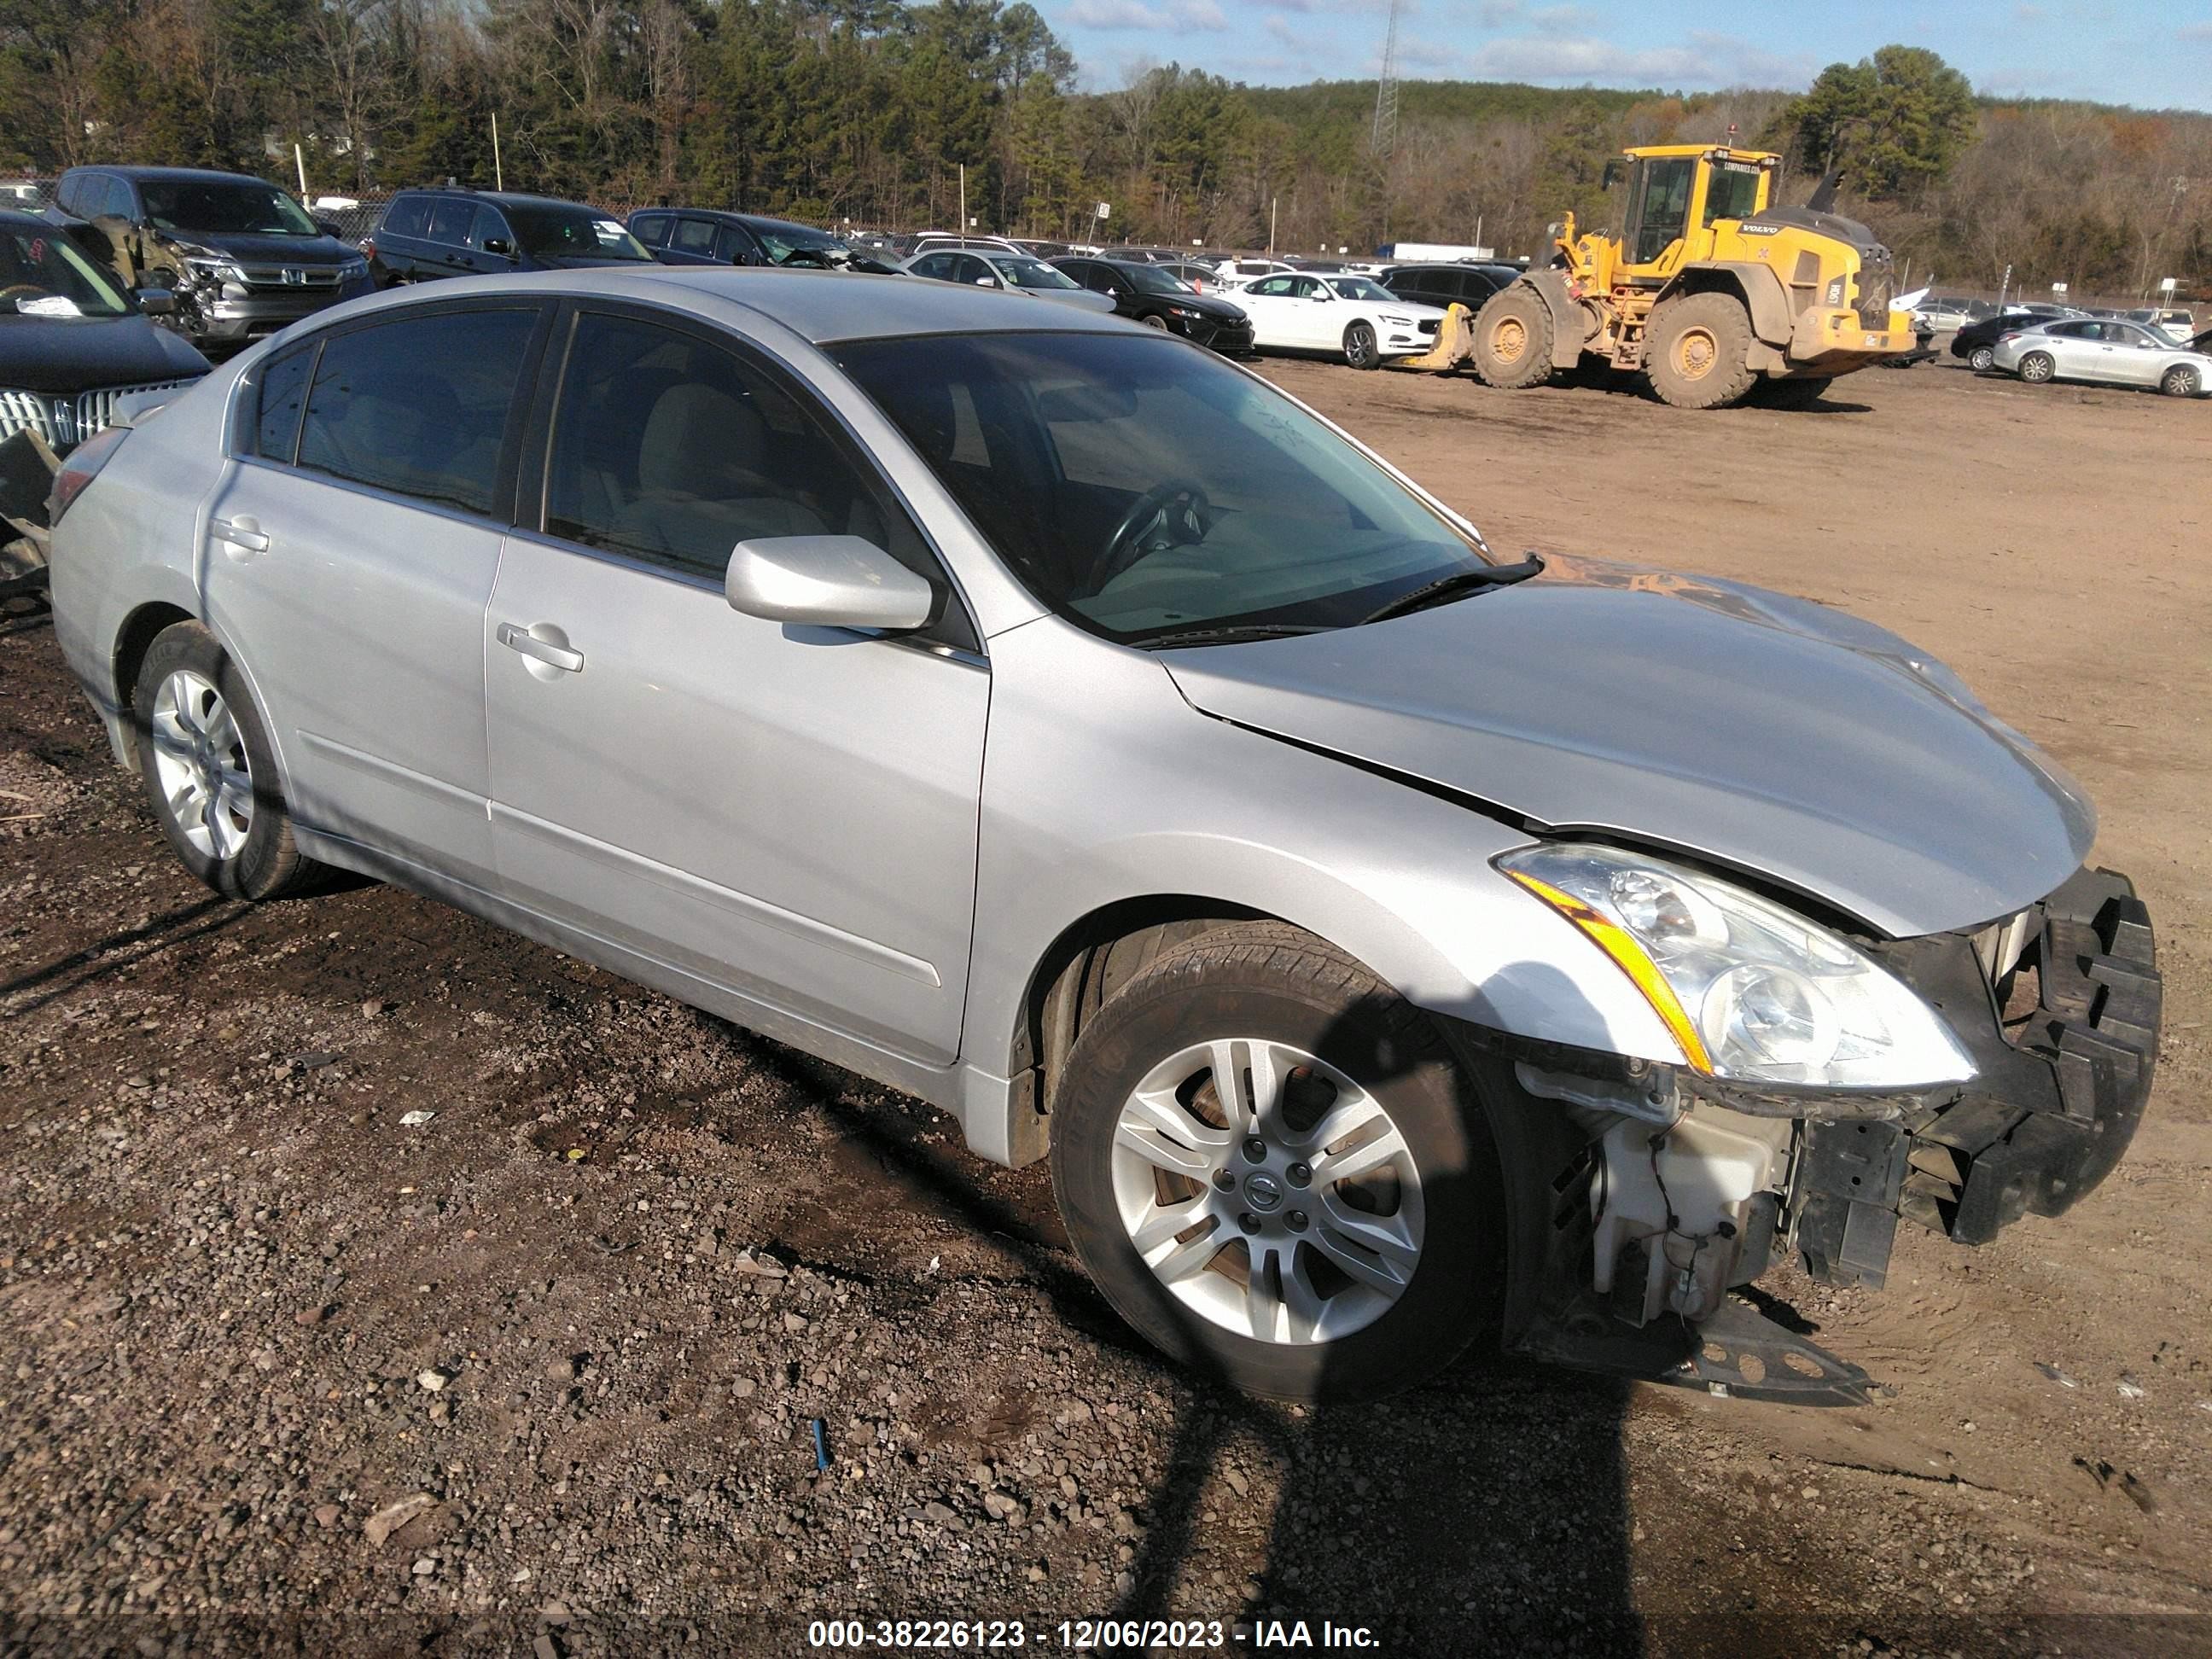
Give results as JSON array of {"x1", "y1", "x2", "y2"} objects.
[
  {"x1": 1032, "y1": 288, "x2": 1119, "y2": 313},
  {"x1": 157, "y1": 230, "x2": 352, "y2": 266},
  {"x1": 1160, "y1": 554, "x2": 2094, "y2": 938},
  {"x1": 1171, "y1": 292, "x2": 1249, "y2": 320},
  {"x1": 0, "y1": 312, "x2": 211, "y2": 393}
]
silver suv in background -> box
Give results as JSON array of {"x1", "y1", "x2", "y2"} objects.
[{"x1": 47, "y1": 270, "x2": 2161, "y2": 1403}]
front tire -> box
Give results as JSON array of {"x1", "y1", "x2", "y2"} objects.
[
  {"x1": 1342, "y1": 321, "x2": 1380, "y2": 370},
  {"x1": 2161, "y1": 363, "x2": 2200, "y2": 397},
  {"x1": 1050, "y1": 923, "x2": 1505, "y2": 1402},
  {"x1": 1470, "y1": 284, "x2": 1556, "y2": 389},
  {"x1": 2018, "y1": 352, "x2": 2055, "y2": 383},
  {"x1": 132, "y1": 621, "x2": 328, "y2": 901},
  {"x1": 1140, "y1": 313, "x2": 1169, "y2": 330},
  {"x1": 1645, "y1": 291, "x2": 1757, "y2": 409}
]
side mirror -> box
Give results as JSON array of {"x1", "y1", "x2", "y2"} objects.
[
  {"x1": 974, "y1": 276, "x2": 998, "y2": 288},
  {"x1": 135, "y1": 287, "x2": 176, "y2": 316},
  {"x1": 483, "y1": 237, "x2": 513, "y2": 257},
  {"x1": 725, "y1": 535, "x2": 934, "y2": 632},
  {"x1": 314, "y1": 217, "x2": 344, "y2": 239},
  {"x1": 1600, "y1": 159, "x2": 1624, "y2": 189}
]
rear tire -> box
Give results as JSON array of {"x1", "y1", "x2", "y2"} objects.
[
  {"x1": 1470, "y1": 285, "x2": 1557, "y2": 389},
  {"x1": 1968, "y1": 344, "x2": 1996, "y2": 372},
  {"x1": 2018, "y1": 352, "x2": 2054, "y2": 384},
  {"x1": 1050, "y1": 923, "x2": 1505, "y2": 1403},
  {"x1": 1342, "y1": 322, "x2": 1380, "y2": 370},
  {"x1": 132, "y1": 621, "x2": 329, "y2": 902},
  {"x1": 1645, "y1": 291, "x2": 1757, "y2": 409},
  {"x1": 2160, "y1": 363, "x2": 2200, "y2": 397}
]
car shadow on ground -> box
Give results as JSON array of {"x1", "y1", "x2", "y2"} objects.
[{"x1": 742, "y1": 993, "x2": 1642, "y2": 1654}]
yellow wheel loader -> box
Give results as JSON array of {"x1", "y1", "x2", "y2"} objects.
[{"x1": 1404, "y1": 145, "x2": 1915, "y2": 409}]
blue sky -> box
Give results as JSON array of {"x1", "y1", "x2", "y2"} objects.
[{"x1": 1038, "y1": 0, "x2": 2212, "y2": 112}]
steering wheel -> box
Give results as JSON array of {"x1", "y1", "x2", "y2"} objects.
[{"x1": 1087, "y1": 479, "x2": 1212, "y2": 595}]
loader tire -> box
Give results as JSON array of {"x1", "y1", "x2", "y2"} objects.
[
  {"x1": 1646, "y1": 291, "x2": 1758, "y2": 410},
  {"x1": 1470, "y1": 286, "x2": 1557, "y2": 390}
]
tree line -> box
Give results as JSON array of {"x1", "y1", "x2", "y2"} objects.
[{"x1": 3, "y1": 0, "x2": 2205, "y2": 302}]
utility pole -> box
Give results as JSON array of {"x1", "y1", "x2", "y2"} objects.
[
  {"x1": 492, "y1": 113, "x2": 504, "y2": 191},
  {"x1": 1268, "y1": 195, "x2": 1277, "y2": 256},
  {"x1": 959, "y1": 164, "x2": 966, "y2": 236},
  {"x1": 294, "y1": 143, "x2": 308, "y2": 197},
  {"x1": 1369, "y1": 0, "x2": 1403, "y2": 242}
]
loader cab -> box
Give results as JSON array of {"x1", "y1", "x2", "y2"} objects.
[{"x1": 1610, "y1": 146, "x2": 1776, "y2": 276}]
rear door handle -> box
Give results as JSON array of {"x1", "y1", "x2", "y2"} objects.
[
  {"x1": 497, "y1": 622, "x2": 583, "y2": 672},
  {"x1": 211, "y1": 515, "x2": 270, "y2": 553}
]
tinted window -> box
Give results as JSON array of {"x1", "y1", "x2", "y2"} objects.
[
  {"x1": 467, "y1": 206, "x2": 512, "y2": 252},
  {"x1": 713, "y1": 224, "x2": 753, "y2": 263},
  {"x1": 55, "y1": 174, "x2": 85, "y2": 216},
  {"x1": 672, "y1": 217, "x2": 716, "y2": 254},
  {"x1": 296, "y1": 308, "x2": 536, "y2": 515},
  {"x1": 142, "y1": 178, "x2": 315, "y2": 236},
  {"x1": 544, "y1": 312, "x2": 952, "y2": 622},
  {"x1": 628, "y1": 213, "x2": 670, "y2": 247},
  {"x1": 98, "y1": 176, "x2": 137, "y2": 221},
  {"x1": 253, "y1": 343, "x2": 316, "y2": 462},
  {"x1": 911, "y1": 253, "x2": 956, "y2": 280},
  {"x1": 504, "y1": 202, "x2": 650, "y2": 261},
  {"x1": 380, "y1": 196, "x2": 428, "y2": 237},
  {"x1": 425, "y1": 199, "x2": 475, "y2": 246}
]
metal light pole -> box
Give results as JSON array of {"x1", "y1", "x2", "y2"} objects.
[{"x1": 492, "y1": 113, "x2": 504, "y2": 192}]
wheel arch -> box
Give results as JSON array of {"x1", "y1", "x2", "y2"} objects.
[
  {"x1": 1511, "y1": 269, "x2": 1588, "y2": 370},
  {"x1": 108, "y1": 599, "x2": 199, "y2": 773},
  {"x1": 1656, "y1": 261, "x2": 1791, "y2": 346}
]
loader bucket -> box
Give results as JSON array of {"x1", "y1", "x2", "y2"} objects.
[{"x1": 1389, "y1": 300, "x2": 1476, "y2": 372}]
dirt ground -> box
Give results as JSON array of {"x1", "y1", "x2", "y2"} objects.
[{"x1": 3, "y1": 352, "x2": 2208, "y2": 1658}]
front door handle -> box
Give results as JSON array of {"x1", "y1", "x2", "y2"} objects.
[
  {"x1": 497, "y1": 622, "x2": 583, "y2": 672},
  {"x1": 211, "y1": 515, "x2": 270, "y2": 554}
]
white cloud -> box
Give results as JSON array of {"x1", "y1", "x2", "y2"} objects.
[
  {"x1": 1462, "y1": 29, "x2": 1813, "y2": 90},
  {"x1": 1066, "y1": 0, "x2": 1228, "y2": 31}
]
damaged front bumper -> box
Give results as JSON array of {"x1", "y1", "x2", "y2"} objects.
[
  {"x1": 1488, "y1": 864, "x2": 2160, "y2": 1403},
  {"x1": 1800, "y1": 864, "x2": 2158, "y2": 1283}
]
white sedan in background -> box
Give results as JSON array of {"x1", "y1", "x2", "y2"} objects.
[{"x1": 1235, "y1": 271, "x2": 1447, "y2": 370}]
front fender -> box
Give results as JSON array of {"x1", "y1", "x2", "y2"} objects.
[
  {"x1": 1657, "y1": 261, "x2": 1795, "y2": 346},
  {"x1": 957, "y1": 619, "x2": 1684, "y2": 1161}
]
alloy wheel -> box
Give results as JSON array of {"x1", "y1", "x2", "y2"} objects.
[
  {"x1": 148, "y1": 668, "x2": 254, "y2": 860},
  {"x1": 1109, "y1": 1037, "x2": 1424, "y2": 1345}
]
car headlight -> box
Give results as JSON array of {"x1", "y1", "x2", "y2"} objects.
[
  {"x1": 1496, "y1": 843, "x2": 1976, "y2": 1089},
  {"x1": 1380, "y1": 312, "x2": 1413, "y2": 326},
  {"x1": 1167, "y1": 305, "x2": 1201, "y2": 319},
  {"x1": 183, "y1": 254, "x2": 246, "y2": 286},
  {"x1": 338, "y1": 255, "x2": 369, "y2": 281}
]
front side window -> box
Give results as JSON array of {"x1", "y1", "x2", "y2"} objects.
[
  {"x1": 989, "y1": 256, "x2": 1082, "y2": 291},
  {"x1": 295, "y1": 307, "x2": 536, "y2": 515},
  {"x1": 671, "y1": 217, "x2": 717, "y2": 255},
  {"x1": 467, "y1": 206, "x2": 513, "y2": 252},
  {"x1": 425, "y1": 198, "x2": 475, "y2": 246},
  {"x1": 503, "y1": 203, "x2": 650, "y2": 262},
  {"x1": 542, "y1": 312, "x2": 965, "y2": 642},
  {"x1": 96, "y1": 177, "x2": 137, "y2": 221},
  {"x1": 835, "y1": 331, "x2": 1493, "y2": 644},
  {"x1": 0, "y1": 226, "x2": 130, "y2": 317},
  {"x1": 141, "y1": 178, "x2": 317, "y2": 238},
  {"x1": 713, "y1": 224, "x2": 754, "y2": 263}
]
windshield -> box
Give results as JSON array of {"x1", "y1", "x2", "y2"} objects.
[
  {"x1": 1327, "y1": 276, "x2": 1394, "y2": 302},
  {"x1": 504, "y1": 204, "x2": 651, "y2": 261},
  {"x1": 835, "y1": 331, "x2": 1493, "y2": 643},
  {"x1": 759, "y1": 226, "x2": 849, "y2": 265},
  {"x1": 0, "y1": 227, "x2": 130, "y2": 317},
  {"x1": 142, "y1": 179, "x2": 318, "y2": 238},
  {"x1": 990, "y1": 256, "x2": 1081, "y2": 291}
]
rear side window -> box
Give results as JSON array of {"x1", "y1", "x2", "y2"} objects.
[
  {"x1": 380, "y1": 196, "x2": 428, "y2": 237},
  {"x1": 628, "y1": 213, "x2": 669, "y2": 247},
  {"x1": 253, "y1": 343, "x2": 316, "y2": 463},
  {"x1": 671, "y1": 218, "x2": 716, "y2": 254},
  {"x1": 296, "y1": 307, "x2": 537, "y2": 516},
  {"x1": 425, "y1": 198, "x2": 474, "y2": 246}
]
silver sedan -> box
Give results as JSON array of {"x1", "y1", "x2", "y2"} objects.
[
  {"x1": 1992, "y1": 317, "x2": 2212, "y2": 395},
  {"x1": 45, "y1": 269, "x2": 2159, "y2": 1402}
]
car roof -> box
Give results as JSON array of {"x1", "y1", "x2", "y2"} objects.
[
  {"x1": 68, "y1": 165, "x2": 276, "y2": 185},
  {"x1": 299, "y1": 265, "x2": 1131, "y2": 346},
  {"x1": 637, "y1": 208, "x2": 830, "y2": 236},
  {"x1": 392, "y1": 189, "x2": 602, "y2": 212}
]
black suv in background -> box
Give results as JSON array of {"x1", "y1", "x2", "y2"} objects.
[
  {"x1": 627, "y1": 207, "x2": 899, "y2": 271},
  {"x1": 1377, "y1": 261, "x2": 1520, "y2": 313},
  {"x1": 1949, "y1": 309, "x2": 2046, "y2": 372},
  {"x1": 46, "y1": 166, "x2": 370, "y2": 352},
  {"x1": 1051, "y1": 256, "x2": 1254, "y2": 354},
  {"x1": 363, "y1": 189, "x2": 653, "y2": 286}
]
